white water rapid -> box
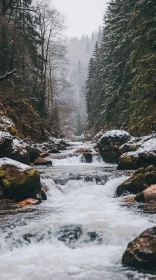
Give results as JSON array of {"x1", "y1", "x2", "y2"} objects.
[{"x1": 0, "y1": 142, "x2": 155, "y2": 280}]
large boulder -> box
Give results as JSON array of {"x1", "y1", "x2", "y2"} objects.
[
  {"x1": 115, "y1": 173, "x2": 146, "y2": 197},
  {"x1": 0, "y1": 158, "x2": 41, "y2": 201},
  {"x1": 115, "y1": 165, "x2": 156, "y2": 197},
  {"x1": 118, "y1": 136, "x2": 156, "y2": 170},
  {"x1": 0, "y1": 132, "x2": 30, "y2": 164},
  {"x1": 122, "y1": 227, "x2": 156, "y2": 270},
  {"x1": 97, "y1": 130, "x2": 131, "y2": 163}
]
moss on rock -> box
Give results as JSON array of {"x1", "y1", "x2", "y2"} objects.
[
  {"x1": 116, "y1": 173, "x2": 146, "y2": 196},
  {"x1": 0, "y1": 160, "x2": 41, "y2": 200},
  {"x1": 116, "y1": 165, "x2": 156, "y2": 197}
]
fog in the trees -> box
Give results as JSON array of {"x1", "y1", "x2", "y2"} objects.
[{"x1": 57, "y1": 29, "x2": 102, "y2": 138}]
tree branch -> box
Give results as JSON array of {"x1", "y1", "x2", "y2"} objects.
[{"x1": 0, "y1": 69, "x2": 16, "y2": 82}]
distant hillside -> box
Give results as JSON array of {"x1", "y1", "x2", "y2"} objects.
[{"x1": 62, "y1": 29, "x2": 102, "y2": 136}]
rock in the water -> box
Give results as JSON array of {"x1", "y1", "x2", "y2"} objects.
[
  {"x1": 116, "y1": 165, "x2": 156, "y2": 197},
  {"x1": 135, "y1": 184, "x2": 156, "y2": 203},
  {"x1": 0, "y1": 158, "x2": 41, "y2": 200},
  {"x1": 115, "y1": 173, "x2": 146, "y2": 197},
  {"x1": 17, "y1": 198, "x2": 40, "y2": 206},
  {"x1": 58, "y1": 225, "x2": 83, "y2": 246},
  {"x1": 122, "y1": 227, "x2": 156, "y2": 270},
  {"x1": 86, "y1": 231, "x2": 102, "y2": 244},
  {"x1": 34, "y1": 157, "x2": 52, "y2": 166},
  {"x1": 97, "y1": 130, "x2": 131, "y2": 163},
  {"x1": 82, "y1": 152, "x2": 93, "y2": 163}
]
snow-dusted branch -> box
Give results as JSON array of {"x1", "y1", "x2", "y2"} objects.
[{"x1": 0, "y1": 70, "x2": 16, "y2": 82}]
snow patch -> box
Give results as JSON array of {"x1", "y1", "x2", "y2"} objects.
[
  {"x1": 0, "y1": 157, "x2": 31, "y2": 171},
  {"x1": 0, "y1": 131, "x2": 13, "y2": 140},
  {"x1": 101, "y1": 130, "x2": 130, "y2": 139},
  {"x1": 121, "y1": 135, "x2": 156, "y2": 158},
  {"x1": 0, "y1": 116, "x2": 15, "y2": 132},
  {"x1": 12, "y1": 138, "x2": 29, "y2": 155}
]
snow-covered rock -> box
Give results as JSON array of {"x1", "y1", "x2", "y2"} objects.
[
  {"x1": 115, "y1": 165, "x2": 156, "y2": 197},
  {"x1": 11, "y1": 137, "x2": 30, "y2": 164},
  {"x1": 0, "y1": 132, "x2": 30, "y2": 164},
  {"x1": 118, "y1": 134, "x2": 156, "y2": 170},
  {"x1": 100, "y1": 130, "x2": 130, "y2": 139},
  {"x1": 0, "y1": 158, "x2": 41, "y2": 200},
  {"x1": 97, "y1": 130, "x2": 131, "y2": 163},
  {"x1": 0, "y1": 157, "x2": 31, "y2": 171},
  {"x1": 120, "y1": 134, "x2": 155, "y2": 153}
]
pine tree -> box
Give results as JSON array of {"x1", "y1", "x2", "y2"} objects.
[{"x1": 85, "y1": 0, "x2": 156, "y2": 135}]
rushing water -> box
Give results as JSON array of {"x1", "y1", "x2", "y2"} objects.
[{"x1": 0, "y1": 142, "x2": 156, "y2": 280}]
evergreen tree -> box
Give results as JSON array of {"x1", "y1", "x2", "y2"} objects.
[{"x1": 85, "y1": 0, "x2": 156, "y2": 135}]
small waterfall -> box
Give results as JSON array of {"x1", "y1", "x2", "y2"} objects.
[{"x1": 81, "y1": 153, "x2": 103, "y2": 164}]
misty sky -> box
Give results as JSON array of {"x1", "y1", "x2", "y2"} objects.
[{"x1": 51, "y1": 0, "x2": 108, "y2": 38}]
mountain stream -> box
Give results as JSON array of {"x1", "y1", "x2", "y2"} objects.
[{"x1": 0, "y1": 142, "x2": 156, "y2": 280}]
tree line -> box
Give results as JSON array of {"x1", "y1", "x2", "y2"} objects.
[
  {"x1": 85, "y1": 0, "x2": 156, "y2": 135},
  {"x1": 0, "y1": 0, "x2": 66, "y2": 136}
]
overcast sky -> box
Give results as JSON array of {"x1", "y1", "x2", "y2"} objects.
[{"x1": 51, "y1": 0, "x2": 108, "y2": 38}]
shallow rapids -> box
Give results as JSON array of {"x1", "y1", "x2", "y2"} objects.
[{"x1": 0, "y1": 142, "x2": 156, "y2": 280}]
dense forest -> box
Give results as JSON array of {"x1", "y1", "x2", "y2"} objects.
[
  {"x1": 85, "y1": 0, "x2": 156, "y2": 136},
  {"x1": 0, "y1": 0, "x2": 66, "y2": 139}
]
